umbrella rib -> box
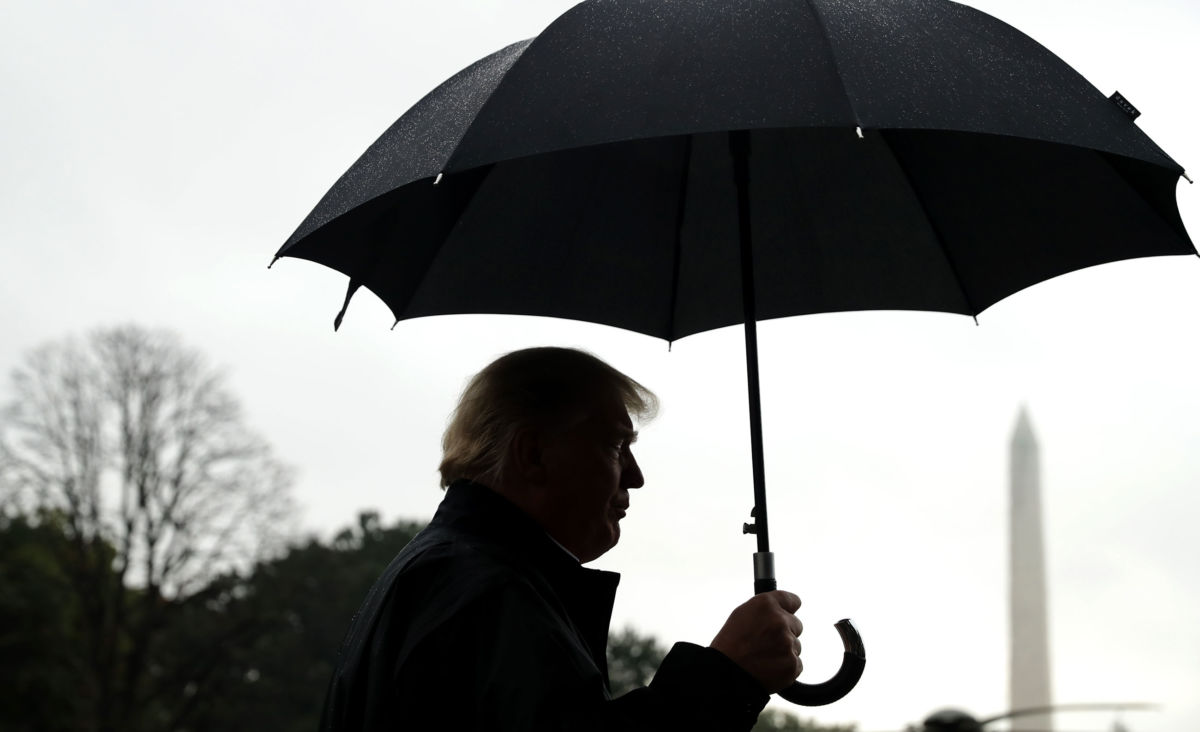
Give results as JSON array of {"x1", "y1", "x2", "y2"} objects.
[
  {"x1": 801, "y1": 0, "x2": 864, "y2": 130},
  {"x1": 666, "y1": 135, "x2": 694, "y2": 345},
  {"x1": 874, "y1": 131, "x2": 980, "y2": 321},
  {"x1": 640, "y1": 0, "x2": 695, "y2": 346},
  {"x1": 439, "y1": 39, "x2": 536, "y2": 174},
  {"x1": 385, "y1": 166, "x2": 496, "y2": 325},
  {"x1": 1092, "y1": 150, "x2": 1197, "y2": 248}
]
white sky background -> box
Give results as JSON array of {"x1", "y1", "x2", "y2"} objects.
[{"x1": 2, "y1": 1, "x2": 1197, "y2": 730}]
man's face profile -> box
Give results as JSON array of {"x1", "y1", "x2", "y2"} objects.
[{"x1": 536, "y1": 393, "x2": 644, "y2": 563}]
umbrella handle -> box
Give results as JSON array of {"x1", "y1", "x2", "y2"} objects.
[
  {"x1": 775, "y1": 619, "x2": 865, "y2": 707},
  {"x1": 750, "y1": 551, "x2": 866, "y2": 705}
]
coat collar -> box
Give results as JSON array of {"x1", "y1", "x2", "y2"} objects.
[
  {"x1": 436, "y1": 480, "x2": 621, "y2": 684},
  {"x1": 435, "y1": 480, "x2": 584, "y2": 570}
]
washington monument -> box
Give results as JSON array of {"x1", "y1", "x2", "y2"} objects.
[{"x1": 1010, "y1": 407, "x2": 1053, "y2": 731}]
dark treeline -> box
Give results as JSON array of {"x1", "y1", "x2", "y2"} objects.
[
  {"x1": 1, "y1": 509, "x2": 852, "y2": 732},
  {"x1": 0, "y1": 508, "x2": 423, "y2": 732},
  {"x1": 0, "y1": 327, "x2": 853, "y2": 731}
]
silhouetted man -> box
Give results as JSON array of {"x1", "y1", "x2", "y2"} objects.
[{"x1": 321, "y1": 347, "x2": 803, "y2": 731}]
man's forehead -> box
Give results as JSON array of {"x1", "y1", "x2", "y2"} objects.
[
  {"x1": 561, "y1": 394, "x2": 636, "y2": 431},
  {"x1": 611, "y1": 420, "x2": 638, "y2": 439},
  {"x1": 582, "y1": 415, "x2": 638, "y2": 443}
]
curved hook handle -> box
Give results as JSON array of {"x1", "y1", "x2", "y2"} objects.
[{"x1": 776, "y1": 619, "x2": 865, "y2": 707}]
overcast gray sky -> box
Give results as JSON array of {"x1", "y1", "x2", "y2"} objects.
[{"x1": 2, "y1": 1, "x2": 1198, "y2": 731}]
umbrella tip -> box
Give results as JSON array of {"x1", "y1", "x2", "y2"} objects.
[
  {"x1": 268, "y1": 255, "x2": 279, "y2": 270},
  {"x1": 391, "y1": 319, "x2": 400, "y2": 331},
  {"x1": 1183, "y1": 171, "x2": 1194, "y2": 184}
]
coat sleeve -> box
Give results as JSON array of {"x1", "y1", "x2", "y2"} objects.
[{"x1": 391, "y1": 577, "x2": 769, "y2": 731}]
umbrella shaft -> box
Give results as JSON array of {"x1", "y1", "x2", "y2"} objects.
[
  {"x1": 742, "y1": 316, "x2": 771, "y2": 555},
  {"x1": 731, "y1": 129, "x2": 772, "y2": 558}
]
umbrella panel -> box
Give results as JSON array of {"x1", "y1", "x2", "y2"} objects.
[
  {"x1": 278, "y1": 0, "x2": 1186, "y2": 257},
  {"x1": 284, "y1": 128, "x2": 1192, "y2": 339},
  {"x1": 886, "y1": 130, "x2": 1192, "y2": 312}
]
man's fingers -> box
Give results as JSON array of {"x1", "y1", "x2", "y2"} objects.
[
  {"x1": 711, "y1": 591, "x2": 807, "y2": 692},
  {"x1": 771, "y1": 590, "x2": 802, "y2": 614}
]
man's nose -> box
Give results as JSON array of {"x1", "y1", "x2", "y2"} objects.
[{"x1": 622, "y1": 451, "x2": 644, "y2": 489}]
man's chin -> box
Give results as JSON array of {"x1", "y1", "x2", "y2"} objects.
[{"x1": 580, "y1": 531, "x2": 620, "y2": 564}]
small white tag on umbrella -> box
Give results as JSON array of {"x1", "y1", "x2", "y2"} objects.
[{"x1": 1109, "y1": 91, "x2": 1140, "y2": 121}]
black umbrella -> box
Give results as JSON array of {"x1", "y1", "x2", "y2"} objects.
[{"x1": 272, "y1": 0, "x2": 1195, "y2": 707}]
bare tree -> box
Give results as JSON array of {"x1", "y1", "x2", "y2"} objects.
[{"x1": 0, "y1": 325, "x2": 293, "y2": 732}]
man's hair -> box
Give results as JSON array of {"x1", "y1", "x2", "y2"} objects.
[{"x1": 438, "y1": 347, "x2": 658, "y2": 489}]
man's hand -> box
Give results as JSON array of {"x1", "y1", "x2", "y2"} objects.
[{"x1": 709, "y1": 591, "x2": 804, "y2": 692}]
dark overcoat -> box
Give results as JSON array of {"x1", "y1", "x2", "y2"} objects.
[{"x1": 320, "y1": 480, "x2": 768, "y2": 731}]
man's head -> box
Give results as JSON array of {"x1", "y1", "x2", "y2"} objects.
[{"x1": 439, "y1": 347, "x2": 657, "y2": 561}]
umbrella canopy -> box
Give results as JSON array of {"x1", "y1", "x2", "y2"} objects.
[
  {"x1": 273, "y1": 0, "x2": 1195, "y2": 709},
  {"x1": 275, "y1": 0, "x2": 1194, "y2": 337}
]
